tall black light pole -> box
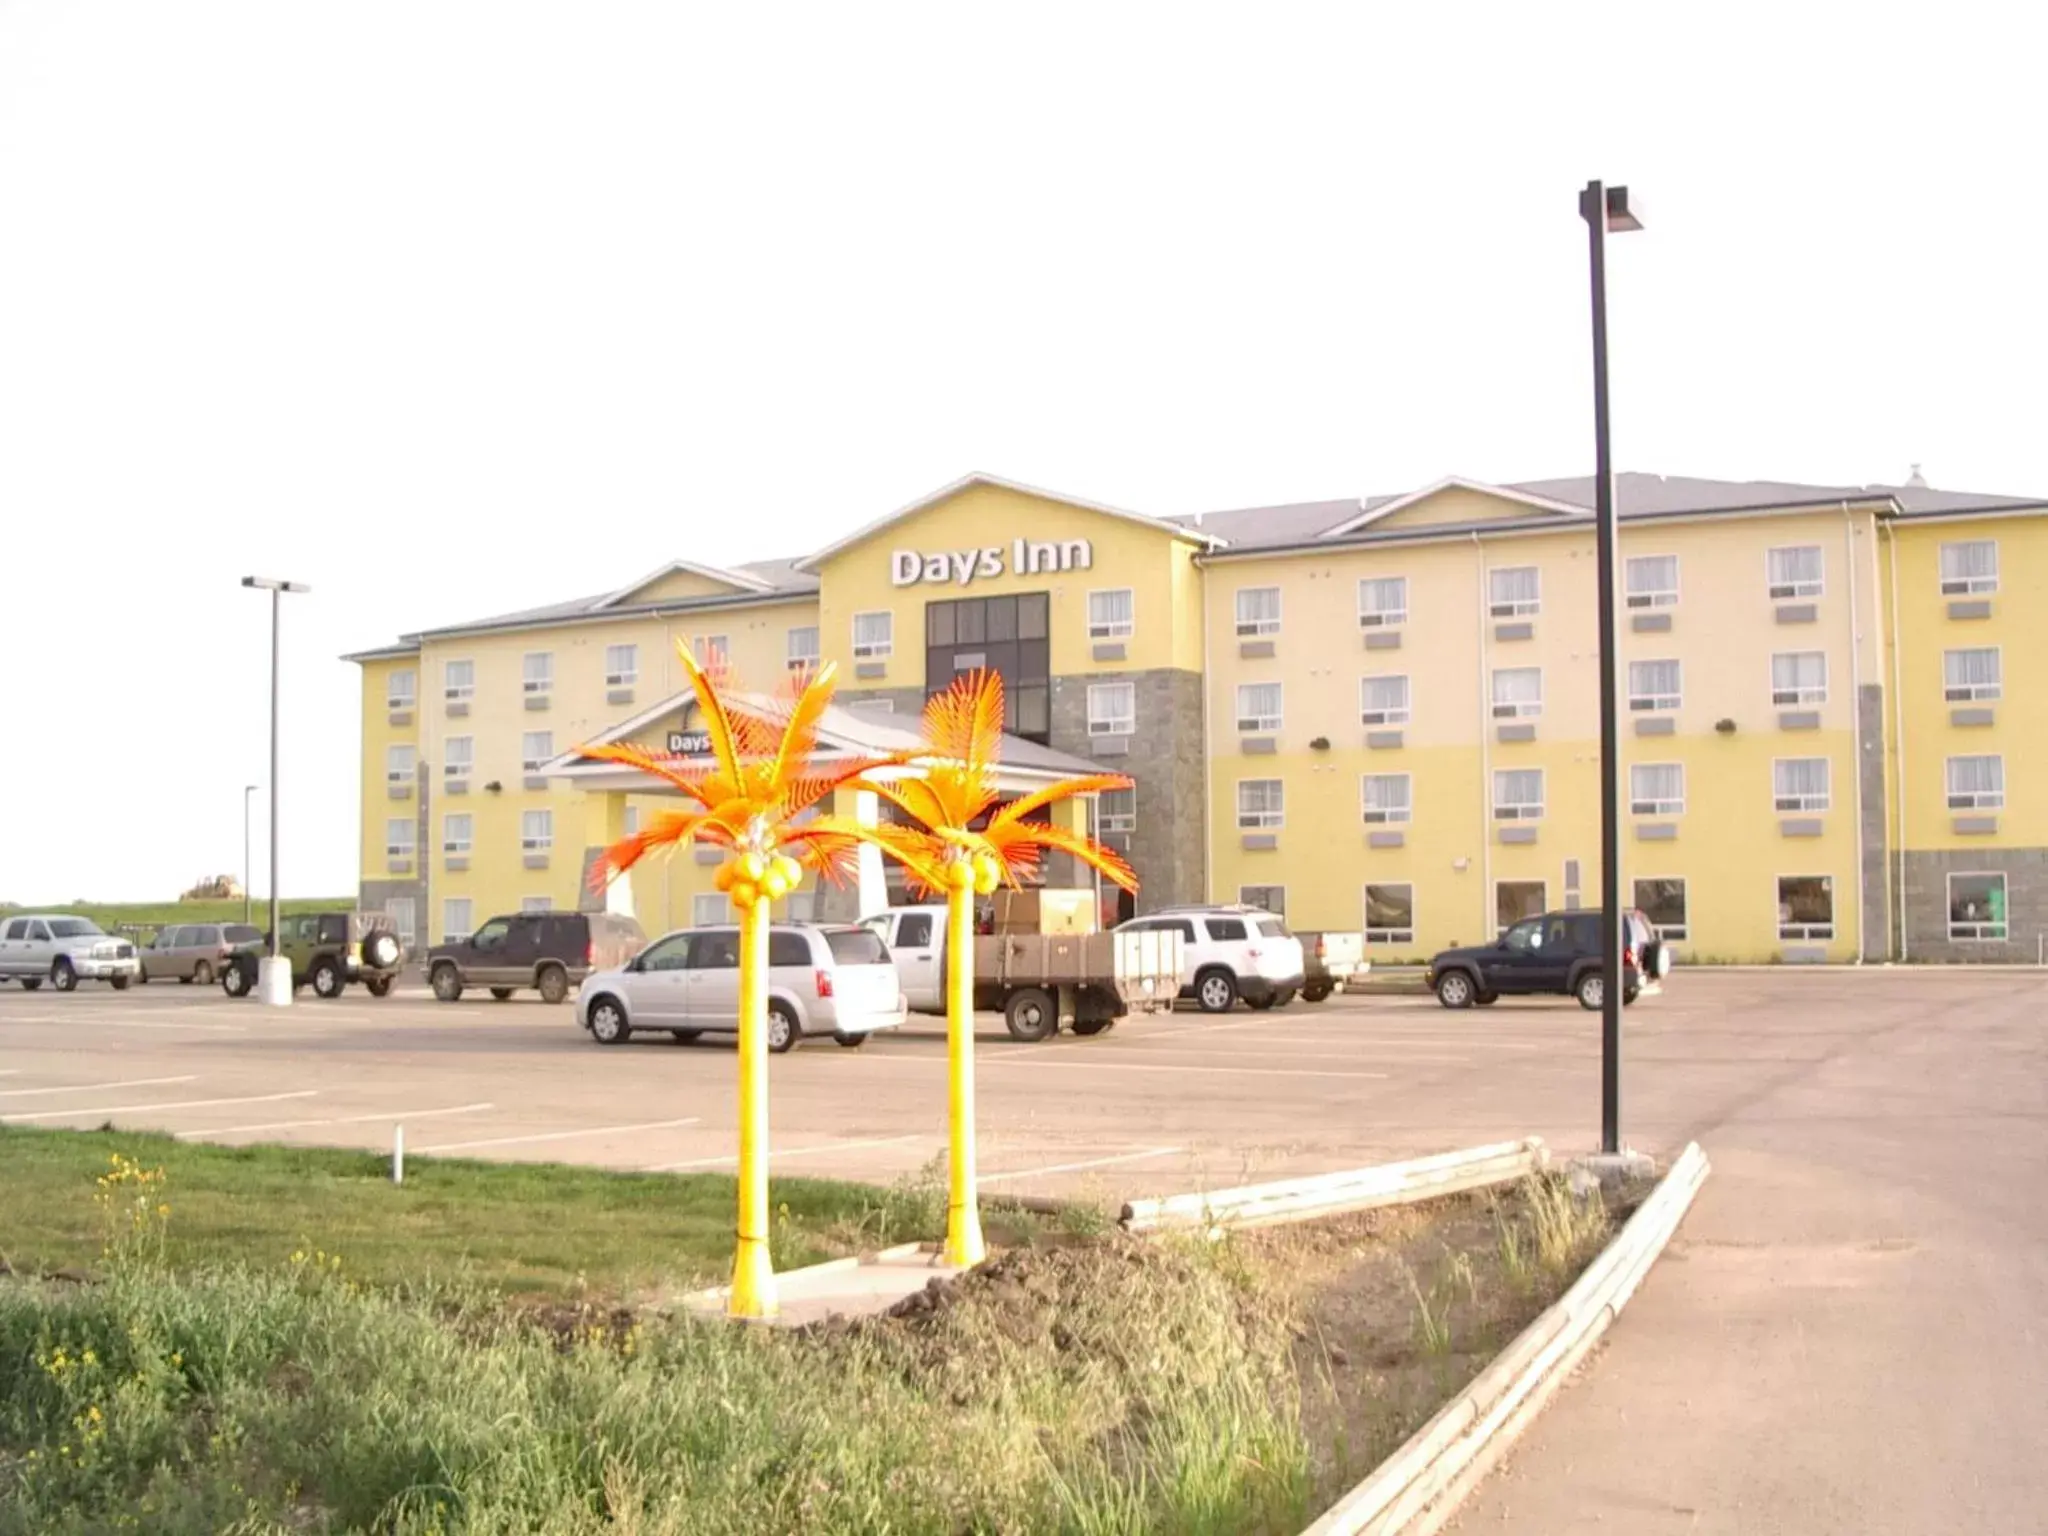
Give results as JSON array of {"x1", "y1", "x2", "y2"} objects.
[
  {"x1": 242, "y1": 576, "x2": 310, "y2": 1004},
  {"x1": 1579, "y1": 180, "x2": 1642, "y2": 1156}
]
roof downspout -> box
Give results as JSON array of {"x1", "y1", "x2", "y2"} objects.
[
  {"x1": 1884, "y1": 519, "x2": 1908, "y2": 961},
  {"x1": 1200, "y1": 558, "x2": 1214, "y2": 909},
  {"x1": 1473, "y1": 531, "x2": 1492, "y2": 942},
  {"x1": 1843, "y1": 500, "x2": 1868, "y2": 963}
]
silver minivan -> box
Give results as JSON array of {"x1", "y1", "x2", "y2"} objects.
[
  {"x1": 574, "y1": 923, "x2": 905, "y2": 1050},
  {"x1": 140, "y1": 922, "x2": 262, "y2": 985}
]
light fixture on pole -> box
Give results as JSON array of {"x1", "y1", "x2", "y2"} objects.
[
  {"x1": 243, "y1": 784, "x2": 258, "y2": 926},
  {"x1": 242, "y1": 576, "x2": 310, "y2": 1007},
  {"x1": 1578, "y1": 179, "x2": 1642, "y2": 1159}
]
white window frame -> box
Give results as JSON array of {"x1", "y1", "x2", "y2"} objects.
[
  {"x1": 521, "y1": 731, "x2": 554, "y2": 775},
  {"x1": 1238, "y1": 885, "x2": 1286, "y2": 916},
  {"x1": 1629, "y1": 762, "x2": 1685, "y2": 817},
  {"x1": 604, "y1": 643, "x2": 639, "y2": 688},
  {"x1": 1490, "y1": 666, "x2": 1543, "y2": 719},
  {"x1": 1087, "y1": 681, "x2": 1136, "y2": 737},
  {"x1": 384, "y1": 818, "x2": 416, "y2": 860},
  {"x1": 1939, "y1": 539, "x2": 1999, "y2": 596},
  {"x1": 1945, "y1": 754, "x2": 2005, "y2": 811},
  {"x1": 1492, "y1": 768, "x2": 1545, "y2": 821},
  {"x1": 385, "y1": 743, "x2": 417, "y2": 786},
  {"x1": 1088, "y1": 587, "x2": 1136, "y2": 640},
  {"x1": 692, "y1": 893, "x2": 733, "y2": 927},
  {"x1": 1947, "y1": 871, "x2": 2008, "y2": 942},
  {"x1": 1628, "y1": 658, "x2": 1682, "y2": 713},
  {"x1": 443, "y1": 736, "x2": 474, "y2": 784},
  {"x1": 1360, "y1": 674, "x2": 1411, "y2": 727},
  {"x1": 443, "y1": 659, "x2": 475, "y2": 703},
  {"x1": 1624, "y1": 554, "x2": 1680, "y2": 609},
  {"x1": 520, "y1": 895, "x2": 554, "y2": 915},
  {"x1": 522, "y1": 651, "x2": 553, "y2": 697},
  {"x1": 387, "y1": 668, "x2": 418, "y2": 709},
  {"x1": 1235, "y1": 682, "x2": 1283, "y2": 734},
  {"x1": 1771, "y1": 651, "x2": 1828, "y2": 707},
  {"x1": 852, "y1": 611, "x2": 894, "y2": 660},
  {"x1": 1767, "y1": 545, "x2": 1825, "y2": 600},
  {"x1": 1488, "y1": 566, "x2": 1541, "y2": 618},
  {"x1": 1494, "y1": 879, "x2": 1549, "y2": 937},
  {"x1": 1096, "y1": 787, "x2": 1136, "y2": 835},
  {"x1": 442, "y1": 898, "x2": 474, "y2": 946},
  {"x1": 1364, "y1": 882, "x2": 1415, "y2": 946},
  {"x1": 1632, "y1": 876, "x2": 1689, "y2": 942},
  {"x1": 786, "y1": 626, "x2": 820, "y2": 672},
  {"x1": 1777, "y1": 874, "x2": 1835, "y2": 941},
  {"x1": 521, "y1": 809, "x2": 554, "y2": 853},
  {"x1": 442, "y1": 813, "x2": 473, "y2": 856},
  {"x1": 1358, "y1": 576, "x2": 1408, "y2": 629},
  {"x1": 1234, "y1": 587, "x2": 1282, "y2": 637},
  {"x1": 1361, "y1": 773, "x2": 1412, "y2": 825},
  {"x1": 387, "y1": 896, "x2": 417, "y2": 948},
  {"x1": 1942, "y1": 647, "x2": 2002, "y2": 702},
  {"x1": 1772, "y1": 757, "x2": 1832, "y2": 813},
  {"x1": 693, "y1": 635, "x2": 729, "y2": 669},
  {"x1": 1236, "y1": 778, "x2": 1285, "y2": 830}
]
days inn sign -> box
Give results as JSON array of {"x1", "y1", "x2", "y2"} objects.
[{"x1": 891, "y1": 537, "x2": 1094, "y2": 588}]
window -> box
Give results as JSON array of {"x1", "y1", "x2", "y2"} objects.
[
  {"x1": 1773, "y1": 758, "x2": 1831, "y2": 812},
  {"x1": 623, "y1": 804, "x2": 641, "y2": 837},
  {"x1": 443, "y1": 736, "x2": 474, "y2": 782},
  {"x1": 1946, "y1": 754, "x2": 2005, "y2": 810},
  {"x1": 1948, "y1": 872, "x2": 2008, "y2": 941},
  {"x1": 1940, "y1": 540, "x2": 1999, "y2": 595},
  {"x1": 1630, "y1": 762, "x2": 1685, "y2": 816},
  {"x1": 1771, "y1": 651, "x2": 1828, "y2": 706},
  {"x1": 1360, "y1": 674, "x2": 1411, "y2": 726},
  {"x1": 786, "y1": 627, "x2": 819, "y2": 671},
  {"x1": 1088, "y1": 681, "x2": 1135, "y2": 736},
  {"x1": 1358, "y1": 576, "x2": 1408, "y2": 628},
  {"x1": 692, "y1": 893, "x2": 733, "y2": 927},
  {"x1": 637, "y1": 934, "x2": 693, "y2": 971},
  {"x1": 1235, "y1": 682, "x2": 1283, "y2": 733},
  {"x1": 1943, "y1": 648, "x2": 2001, "y2": 701},
  {"x1": 443, "y1": 898, "x2": 474, "y2": 945},
  {"x1": 1625, "y1": 555, "x2": 1679, "y2": 608},
  {"x1": 1767, "y1": 545, "x2": 1824, "y2": 600},
  {"x1": 926, "y1": 593, "x2": 1050, "y2": 740},
  {"x1": 1089, "y1": 588, "x2": 1135, "y2": 639},
  {"x1": 1235, "y1": 587, "x2": 1281, "y2": 636},
  {"x1": 1204, "y1": 917, "x2": 1249, "y2": 943},
  {"x1": 385, "y1": 818, "x2": 415, "y2": 859},
  {"x1": 896, "y1": 913, "x2": 935, "y2": 948},
  {"x1": 765, "y1": 931, "x2": 812, "y2": 967},
  {"x1": 522, "y1": 652, "x2": 553, "y2": 696},
  {"x1": 1097, "y1": 787, "x2": 1136, "y2": 834},
  {"x1": 444, "y1": 659, "x2": 474, "y2": 702},
  {"x1": 1495, "y1": 880, "x2": 1547, "y2": 934},
  {"x1": 386, "y1": 744, "x2": 416, "y2": 786},
  {"x1": 388, "y1": 668, "x2": 417, "y2": 709},
  {"x1": 521, "y1": 895, "x2": 553, "y2": 914},
  {"x1": 692, "y1": 635, "x2": 728, "y2": 669},
  {"x1": 1492, "y1": 768, "x2": 1545, "y2": 821},
  {"x1": 605, "y1": 643, "x2": 638, "y2": 687},
  {"x1": 522, "y1": 809, "x2": 554, "y2": 852},
  {"x1": 1489, "y1": 566, "x2": 1540, "y2": 617},
  {"x1": 1361, "y1": 773, "x2": 1412, "y2": 824},
  {"x1": 853, "y1": 611, "x2": 894, "y2": 659},
  {"x1": 1628, "y1": 658, "x2": 1682, "y2": 713},
  {"x1": 442, "y1": 814, "x2": 473, "y2": 855},
  {"x1": 387, "y1": 897, "x2": 416, "y2": 948},
  {"x1": 1634, "y1": 877, "x2": 1687, "y2": 941},
  {"x1": 1777, "y1": 875, "x2": 1834, "y2": 940},
  {"x1": 1365, "y1": 883, "x2": 1414, "y2": 945},
  {"x1": 1240, "y1": 886, "x2": 1285, "y2": 915},
  {"x1": 1237, "y1": 779, "x2": 1284, "y2": 829},
  {"x1": 521, "y1": 731, "x2": 553, "y2": 773},
  {"x1": 1491, "y1": 666, "x2": 1543, "y2": 719}
]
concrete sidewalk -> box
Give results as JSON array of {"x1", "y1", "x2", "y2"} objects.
[{"x1": 680, "y1": 1244, "x2": 968, "y2": 1328}]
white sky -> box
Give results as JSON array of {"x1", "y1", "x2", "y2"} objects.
[{"x1": 3, "y1": 3, "x2": 2042, "y2": 902}]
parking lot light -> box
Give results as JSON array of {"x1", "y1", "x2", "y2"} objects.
[{"x1": 242, "y1": 577, "x2": 310, "y2": 1007}]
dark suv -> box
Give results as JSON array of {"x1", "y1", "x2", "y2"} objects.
[
  {"x1": 427, "y1": 910, "x2": 645, "y2": 1004},
  {"x1": 1426, "y1": 909, "x2": 1669, "y2": 1011}
]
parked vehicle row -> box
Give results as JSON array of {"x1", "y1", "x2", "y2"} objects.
[
  {"x1": 220, "y1": 911, "x2": 404, "y2": 998},
  {"x1": 138, "y1": 922, "x2": 263, "y2": 985},
  {"x1": 0, "y1": 914, "x2": 139, "y2": 991}
]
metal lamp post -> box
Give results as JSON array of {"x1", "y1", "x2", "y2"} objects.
[
  {"x1": 1578, "y1": 180, "x2": 1643, "y2": 1157},
  {"x1": 243, "y1": 783, "x2": 258, "y2": 925},
  {"x1": 242, "y1": 577, "x2": 310, "y2": 1006}
]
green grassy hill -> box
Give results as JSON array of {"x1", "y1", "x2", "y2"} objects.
[{"x1": 0, "y1": 897, "x2": 351, "y2": 934}]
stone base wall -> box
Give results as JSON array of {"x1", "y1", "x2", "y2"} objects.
[{"x1": 1896, "y1": 846, "x2": 2048, "y2": 963}]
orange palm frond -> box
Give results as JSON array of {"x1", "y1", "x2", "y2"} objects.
[
  {"x1": 783, "y1": 750, "x2": 920, "y2": 824},
  {"x1": 989, "y1": 773, "x2": 1136, "y2": 831},
  {"x1": 858, "y1": 773, "x2": 956, "y2": 834},
  {"x1": 573, "y1": 741, "x2": 717, "y2": 807},
  {"x1": 985, "y1": 818, "x2": 1139, "y2": 893},
  {"x1": 920, "y1": 670, "x2": 1006, "y2": 774},
  {"x1": 676, "y1": 640, "x2": 746, "y2": 789},
  {"x1": 767, "y1": 660, "x2": 839, "y2": 793},
  {"x1": 861, "y1": 822, "x2": 954, "y2": 896},
  {"x1": 586, "y1": 808, "x2": 722, "y2": 892}
]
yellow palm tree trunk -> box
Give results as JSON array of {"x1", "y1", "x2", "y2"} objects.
[
  {"x1": 730, "y1": 889, "x2": 777, "y2": 1317},
  {"x1": 946, "y1": 879, "x2": 987, "y2": 1266}
]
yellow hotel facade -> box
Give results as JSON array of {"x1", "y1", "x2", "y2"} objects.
[{"x1": 348, "y1": 470, "x2": 2047, "y2": 965}]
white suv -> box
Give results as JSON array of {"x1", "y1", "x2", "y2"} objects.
[{"x1": 1114, "y1": 905, "x2": 1305, "y2": 1013}]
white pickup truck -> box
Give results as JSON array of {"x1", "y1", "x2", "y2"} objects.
[{"x1": 861, "y1": 906, "x2": 1183, "y2": 1042}]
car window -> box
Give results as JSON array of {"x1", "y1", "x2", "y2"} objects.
[
  {"x1": 1544, "y1": 917, "x2": 1571, "y2": 950},
  {"x1": 470, "y1": 919, "x2": 511, "y2": 952},
  {"x1": 3, "y1": 919, "x2": 25, "y2": 940},
  {"x1": 1169, "y1": 919, "x2": 1197, "y2": 943},
  {"x1": 638, "y1": 934, "x2": 693, "y2": 971},
  {"x1": 1254, "y1": 916, "x2": 1288, "y2": 938},
  {"x1": 318, "y1": 915, "x2": 348, "y2": 945},
  {"x1": 1569, "y1": 915, "x2": 1601, "y2": 951},
  {"x1": 825, "y1": 928, "x2": 889, "y2": 966},
  {"x1": 48, "y1": 919, "x2": 103, "y2": 938},
  {"x1": 1503, "y1": 918, "x2": 1542, "y2": 952},
  {"x1": 224, "y1": 925, "x2": 261, "y2": 945},
  {"x1": 767, "y1": 931, "x2": 811, "y2": 967},
  {"x1": 690, "y1": 932, "x2": 741, "y2": 970},
  {"x1": 896, "y1": 913, "x2": 934, "y2": 948},
  {"x1": 1206, "y1": 918, "x2": 1248, "y2": 943},
  {"x1": 195, "y1": 926, "x2": 219, "y2": 944}
]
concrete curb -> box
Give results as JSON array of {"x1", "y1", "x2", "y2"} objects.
[
  {"x1": 1119, "y1": 1139, "x2": 1548, "y2": 1234},
  {"x1": 676, "y1": 1241, "x2": 935, "y2": 1311},
  {"x1": 1299, "y1": 1141, "x2": 1710, "y2": 1536}
]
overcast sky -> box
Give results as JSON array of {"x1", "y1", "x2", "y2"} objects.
[{"x1": 2, "y1": 3, "x2": 2041, "y2": 903}]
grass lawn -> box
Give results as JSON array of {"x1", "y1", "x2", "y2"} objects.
[
  {"x1": 0, "y1": 1127, "x2": 935, "y2": 1299},
  {"x1": 0, "y1": 898, "x2": 350, "y2": 936}
]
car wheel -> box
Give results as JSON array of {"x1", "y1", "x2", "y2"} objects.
[
  {"x1": 19, "y1": 977, "x2": 42, "y2": 992},
  {"x1": 1003, "y1": 987, "x2": 1059, "y2": 1042},
  {"x1": 536, "y1": 964, "x2": 569, "y2": 1005},
  {"x1": 363, "y1": 975, "x2": 393, "y2": 998},
  {"x1": 1623, "y1": 985, "x2": 1640, "y2": 1006},
  {"x1": 362, "y1": 931, "x2": 402, "y2": 972},
  {"x1": 1576, "y1": 971, "x2": 1605, "y2": 1011},
  {"x1": 766, "y1": 1002, "x2": 800, "y2": 1054},
  {"x1": 1474, "y1": 991, "x2": 1499, "y2": 1007},
  {"x1": 430, "y1": 963, "x2": 463, "y2": 1003},
  {"x1": 222, "y1": 961, "x2": 252, "y2": 997},
  {"x1": 1245, "y1": 995, "x2": 1277, "y2": 1011},
  {"x1": 1195, "y1": 969, "x2": 1238, "y2": 1014},
  {"x1": 489, "y1": 987, "x2": 515, "y2": 1001},
  {"x1": 310, "y1": 959, "x2": 344, "y2": 999},
  {"x1": 669, "y1": 1030, "x2": 702, "y2": 1043},
  {"x1": 50, "y1": 959, "x2": 77, "y2": 993},
  {"x1": 1070, "y1": 1018, "x2": 1114, "y2": 1037},
  {"x1": 1300, "y1": 982, "x2": 1333, "y2": 1003},
  {"x1": 194, "y1": 960, "x2": 215, "y2": 986},
  {"x1": 110, "y1": 975, "x2": 131, "y2": 991},
  {"x1": 587, "y1": 995, "x2": 631, "y2": 1045},
  {"x1": 833, "y1": 1030, "x2": 867, "y2": 1048},
  {"x1": 1272, "y1": 988, "x2": 1296, "y2": 1008},
  {"x1": 1435, "y1": 970, "x2": 1475, "y2": 1010}
]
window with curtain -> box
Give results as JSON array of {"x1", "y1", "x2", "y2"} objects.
[
  {"x1": 1492, "y1": 768, "x2": 1545, "y2": 820},
  {"x1": 1237, "y1": 779, "x2": 1284, "y2": 828},
  {"x1": 1629, "y1": 762, "x2": 1685, "y2": 816},
  {"x1": 1234, "y1": 587, "x2": 1281, "y2": 636},
  {"x1": 852, "y1": 611, "x2": 893, "y2": 657},
  {"x1": 521, "y1": 732, "x2": 553, "y2": 773},
  {"x1": 1625, "y1": 555, "x2": 1679, "y2": 608},
  {"x1": 1491, "y1": 666, "x2": 1543, "y2": 718},
  {"x1": 1088, "y1": 589, "x2": 1135, "y2": 639},
  {"x1": 1087, "y1": 682, "x2": 1135, "y2": 735},
  {"x1": 1235, "y1": 682, "x2": 1283, "y2": 732},
  {"x1": 443, "y1": 814, "x2": 473, "y2": 854},
  {"x1": 444, "y1": 659, "x2": 475, "y2": 701},
  {"x1": 1097, "y1": 787, "x2": 1136, "y2": 833},
  {"x1": 1767, "y1": 545, "x2": 1824, "y2": 599},
  {"x1": 604, "y1": 644, "x2": 638, "y2": 686},
  {"x1": 1773, "y1": 757, "x2": 1831, "y2": 811},
  {"x1": 385, "y1": 819, "x2": 415, "y2": 858},
  {"x1": 1771, "y1": 651, "x2": 1827, "y2": 705},
  {"x1": 1628, "y1": 658, "x2": 1682, "y2": 711},
  {"x1": 522, "y1": 652, "x2": 553, "y2": 694},
  {"x1": 1358, "y1": 576, "x2": 1408, "y2": 627},
  {"x1": 1488, "y1": 566, "x2": 1541, "y2": 616},
  {"x1": 1942, "y1": 648, "x2": 2001, "y2": 701},
  {"x1": 443, "y1": 737, "x2": 474, "y2": 780},
  {"x1": 1946, "y1": 755, "x2": 2005, "y2": 809},
  {"x1": 1360, "y1": 674, "x2": 1410, "y2": 725},
  {"x1": 443, "y1": 898, "x2": 473, "y2": 944},
  {"x1": 386, "y1": 744, "x2": 416, "y2": 784},
  {"x1": 1361, "y1": 774, "x2": 1411, "y2": 824},
  {"x1": 1939, "y1": 540, "x2": 1998, "y2": 595},
  {"x1": 521, "y1": 809, "x2": 553, "y2": 850},
  {"x1": 786, "y1": 627, "x2": 819, "y2": 670},
  {"x1": 387, "y1": 669, "x2": 417, "y2": 707}
]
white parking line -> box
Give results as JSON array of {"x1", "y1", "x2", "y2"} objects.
[
  {"x1": 417, "y1": 1117, "x2": 702, "y2": 1155},
  {"x1": 646, "y1": 1132, "x2": 925, "y2": 1173},
  {"x1": 0, "y1": 1075, "x2": 200, "y2": 1099},
  {"x1": 1090, "y1": 1047, "x2": 1469, "y2": 1067},
  {"x1": 978, "y1": 1147, "x2": 1183, "y2": 1184},
  {"x1": 0, "y1": 1016, "x2": 247, "y2": 1034},
  {"x1": 4, "y1": 1090, "x2": 318, "y2": 1123},
  {"x1": 989, "y1": 1058, "x2": 1389, "y2": 1081},
  {"x1": 178, "y1": 1102, "x2": 497, "y2": 1138}
]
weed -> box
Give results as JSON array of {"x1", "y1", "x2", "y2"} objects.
[
  {"x1": 1524, "y1": 1173, "x2": 1608, "y2": 1279},
  {"x1": 1404, "y1": 1263, "x2": 1453, "y2": 1357},
  {"x1": 1494, "y1": 1203, "x2": 1531, "y2": 1293}
]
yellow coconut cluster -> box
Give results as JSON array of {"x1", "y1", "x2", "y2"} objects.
[
  {"x1": 954, "y1": 850, "x2": 1002, "y2": 896},
  {"x1": 715, "y1": 851, "x2": 805, "y2": 909}
]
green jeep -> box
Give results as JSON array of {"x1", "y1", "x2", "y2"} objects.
[{"x1": 222, "y1": 912, "x2": 404, "y2": 999}]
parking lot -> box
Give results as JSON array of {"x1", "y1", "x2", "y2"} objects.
[{"x1": 2, "y1": 968, "x2": 2042, "y2": 1202}]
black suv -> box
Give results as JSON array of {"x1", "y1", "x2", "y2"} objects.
[
  {"x1": 426, "y1": 910, "x2": 645, "y2": 1004},
  {"x1": 1426, "y1": 909, "x2": 1669, "y2": 1011}
]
